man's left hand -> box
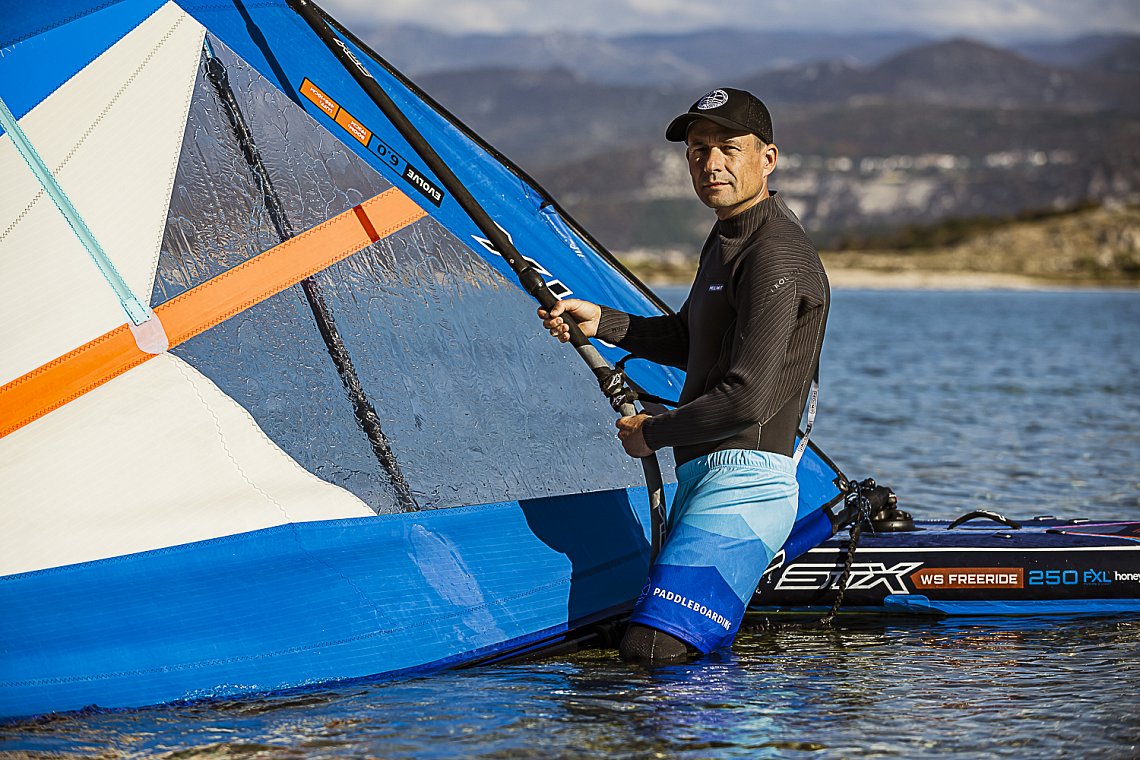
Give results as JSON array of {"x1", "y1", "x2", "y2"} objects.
[{"x1": 616, "y1": 414, "x2": 654, "y2": 458}]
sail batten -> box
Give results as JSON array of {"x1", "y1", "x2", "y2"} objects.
[{"x1": 0, "y1": 187, "x2": 425, "y2": 439}]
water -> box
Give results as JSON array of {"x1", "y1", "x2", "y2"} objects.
[
  {"x1": 810, "y1": 290, "x2": 1140, "y2": 521},
  {"x1": 3, "y1": 289, "x2": 1139, "y2": 757}
]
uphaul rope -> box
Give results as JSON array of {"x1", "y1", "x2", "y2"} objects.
[{"x1": 0, "y1": 93, "x2": 168, "y2": 354}]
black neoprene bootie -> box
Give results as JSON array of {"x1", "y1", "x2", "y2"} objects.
[{"x1": 619, "y1": 623, "x2": 695, "y2": 663}]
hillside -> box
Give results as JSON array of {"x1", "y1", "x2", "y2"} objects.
[
  {"x1": 351, "y1": 24, "x2": 932, "y2": 85},
  {"x1": 339, "y1": 24, "x2": 1140, "y2": 275},
  {"x1": 621, "y1": 204, "x2": 1140, "y2": 288},
  {"x1": 410, "y1": 35, "x2": 1140, "y2": 252}
]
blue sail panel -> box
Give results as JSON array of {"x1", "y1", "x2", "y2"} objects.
[{"x1": 0, "y1": 487, "x2": 668, "y2": 720}]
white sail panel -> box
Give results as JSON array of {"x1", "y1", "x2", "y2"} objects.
[
  {"x1": 0, "y1": 2, "x2": 203, "y2": 387},
  {"x1": 0, "y1": 353, "x2": 374, "y2": 576}
]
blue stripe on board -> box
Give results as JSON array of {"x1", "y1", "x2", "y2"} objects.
[
  {"x1": 0, "y1": 486, "x2": 671, "y2": 720},
  {"x1": 881, "y1": 594, "x2": 1140, "y2": 616}
]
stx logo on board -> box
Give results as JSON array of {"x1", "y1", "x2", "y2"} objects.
[{"x1": 775, "y1": 562, "x2": 924, "y2": 595}]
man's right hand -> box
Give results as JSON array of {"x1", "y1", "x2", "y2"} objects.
[{"x1": 538, "y1": 299, "x2": 601, "y2": 343}]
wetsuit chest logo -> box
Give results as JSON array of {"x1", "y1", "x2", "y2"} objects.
[{"x1": 708, "y1": 284, "x2": 724, "y2": 292}]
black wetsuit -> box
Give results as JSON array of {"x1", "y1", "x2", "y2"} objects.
[{"x1": 598, "y1": 193, "x2": 829, "y2": 465}]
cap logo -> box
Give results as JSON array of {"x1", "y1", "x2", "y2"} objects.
[{"x1": 696, "y1": 89, "x2": 728, "y2": 110}]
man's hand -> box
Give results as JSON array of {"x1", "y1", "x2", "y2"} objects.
[
  {"x1": 616, "y1": 413, "x2": 654, "y2": 458},
  {"x1": 538, "y1": 299, "x2": 601, "y2": 343}
]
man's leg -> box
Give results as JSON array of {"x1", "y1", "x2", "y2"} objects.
[{"x1": 622, "y1": 450, "x2": 798, "y2": 658}]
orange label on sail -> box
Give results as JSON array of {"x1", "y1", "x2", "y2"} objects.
[
  {"x1": 300, "y1": 78, "x2": 339, "y2": 118},
  {"x1": 335, "y1": 109, "x2": 372, "y2": 146},
  {"x1": 911, "y1": 567, "x2": 1025, "y2": 589}
]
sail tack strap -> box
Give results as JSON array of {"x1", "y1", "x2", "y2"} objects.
[{"x1": 0, "y1": 187, "x2": 425, "y2": 439}]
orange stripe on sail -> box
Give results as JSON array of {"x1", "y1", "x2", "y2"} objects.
[{"x1": 0, "y1": 187, "x2": 425, "y2": 439}]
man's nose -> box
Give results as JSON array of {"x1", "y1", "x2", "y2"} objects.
[{"x1": 705, "y1": 148, "x2": 727, "y2": 172}]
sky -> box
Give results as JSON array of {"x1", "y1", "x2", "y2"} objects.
[{"x1": 319, "y1": 0, "x2": 1140, "y2": 42}]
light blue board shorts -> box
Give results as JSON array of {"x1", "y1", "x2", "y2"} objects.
[{"x1": 630, "y1": 449, "x2": 798, "y2": 653}]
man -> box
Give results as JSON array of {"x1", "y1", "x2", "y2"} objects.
[{"x1": 540, "y1": 88, "x2": 829, "y2": 661}]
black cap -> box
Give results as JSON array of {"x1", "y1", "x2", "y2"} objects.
[{"x1": 665, "y1": 88, "x2": 774, "y2": 144}]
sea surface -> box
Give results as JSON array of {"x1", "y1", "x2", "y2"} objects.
[{"x1": 3, "y1": 289, "x2": 1139, "y2": 758}]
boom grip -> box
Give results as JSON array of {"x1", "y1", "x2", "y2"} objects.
[
  {"x1": 523, "y1": 266, "x2": 591, "y2": 348},
  {"x1": 559, "y1": 310, "x2": 591, "y2": 349}
]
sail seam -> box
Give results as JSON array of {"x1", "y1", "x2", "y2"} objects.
[{"x1": 169, "y1": 356, "x2": 296, "y2": 522}]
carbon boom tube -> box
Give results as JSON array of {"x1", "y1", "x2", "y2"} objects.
[{"x1": 286, "y1": 0, "x2": 667, "y2": 561}]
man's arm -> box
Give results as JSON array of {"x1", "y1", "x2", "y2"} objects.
[
  {"x1": 596, "y1": 302, "x2": 689, "y2": 370},
  {"x1": 541, "y1": 300, "x2": 690, "y2": 370}
]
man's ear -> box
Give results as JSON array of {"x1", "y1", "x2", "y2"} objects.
[{"x1": 761, "y1": 140, "x2": 778, "y2": 178}]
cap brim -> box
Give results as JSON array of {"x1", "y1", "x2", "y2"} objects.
[{"x1": 665, "y1": 113, "x2": 766, "y2": 143}]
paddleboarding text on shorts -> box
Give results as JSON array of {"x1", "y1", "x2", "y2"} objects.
[{"x1": 651, "y1": 585, "x2": 732, "y2": 631}]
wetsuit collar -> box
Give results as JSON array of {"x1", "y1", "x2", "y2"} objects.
[{"x1": 716, "y1": 192, "x2": 781, "y2": 264}]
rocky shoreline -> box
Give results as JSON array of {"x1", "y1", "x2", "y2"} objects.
[{"x1": 619, "y1": 204, "x2": 1140, "y2": 290}]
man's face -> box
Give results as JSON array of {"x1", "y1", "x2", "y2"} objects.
[{"x1": 685, "y1": 119, "x2": 777, "y2": 219}]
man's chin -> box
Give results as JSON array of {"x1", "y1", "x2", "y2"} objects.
[{"x1": 699, "y1": 192, "x2": 736, "y2": 210}]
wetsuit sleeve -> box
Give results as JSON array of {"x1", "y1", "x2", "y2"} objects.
[
  {"x1": 596, "y1": 301, "x2": 690, "y2": 370},
  {"x1": 639, "y1": 252, "x2": 802, "y2": 450}
]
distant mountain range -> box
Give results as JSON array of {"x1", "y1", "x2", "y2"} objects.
[
  {"x1": 354, "y1": 25, "x2": 1140, "y2": 251},
  {"x1": 357, "y1": 25, "x2": 1140, "y2": 86},
  {"x1": 354, "y1": 25, "x2": 931, "y2": 86},
  {"x1": 741, "y1": 38, "x2": 1137, "y2": 110}
]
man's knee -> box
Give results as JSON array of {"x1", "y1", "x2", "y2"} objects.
[{"x1": 619, "y1": 623, "x2": 695, "y2": 663}]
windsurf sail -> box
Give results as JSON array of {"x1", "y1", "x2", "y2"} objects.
[
  {"x1": 283, "y1": 0, "x2": 666, "y2": 556},
  {"x1": 0, "y1": 0, "x2": 847, "y2": 718}
]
